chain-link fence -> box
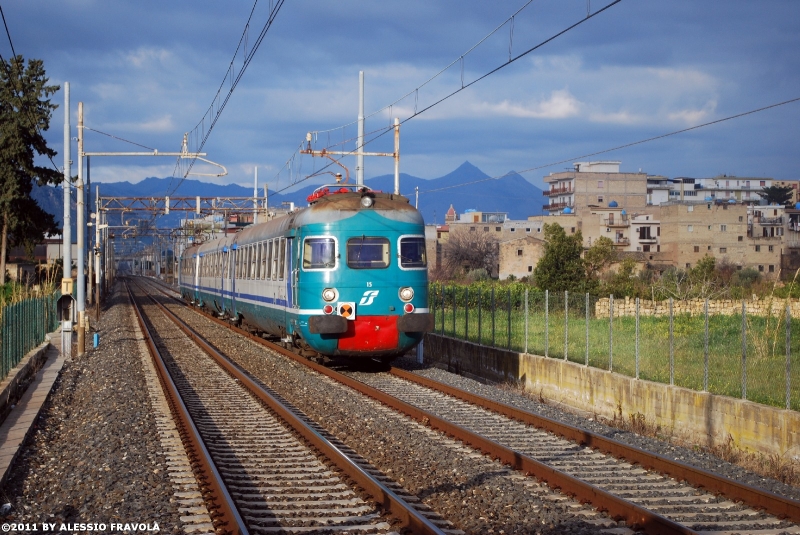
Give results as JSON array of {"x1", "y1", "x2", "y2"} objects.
[
  {"x1": 0, "y1": 292, "x2": 60, "y2": 381},
  {"x1": 430, "y1": 283, "x2": 800, "y2": 411}
]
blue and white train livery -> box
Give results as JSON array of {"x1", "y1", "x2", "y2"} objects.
[{"x1": 178, "y1": 185, "x2": 433, "y2": 360}]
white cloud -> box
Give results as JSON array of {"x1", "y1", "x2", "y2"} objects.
[{"x1": 475, "y1": 89, "x2": 581, "y2": 119}]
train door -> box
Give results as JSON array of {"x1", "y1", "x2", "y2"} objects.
[
  {"x1": 193, "y1": 254, "x2": 200, "y2": 304},
  {"x1": 285, "y1": 238, "x2": 294, "y2": 323},
  {"x1": 231, "y1": 242, "x2": 239, "y2": 318},
  {"x1": 221, "y1": 245, "x2": 233, "y2": 314}
]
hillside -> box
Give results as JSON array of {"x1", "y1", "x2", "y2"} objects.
[{"x1": 32, "y1": 161, "x2": 544, "y2": 229}]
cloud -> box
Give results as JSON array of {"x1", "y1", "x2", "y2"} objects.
[{"x1": 476, "y1": 89, "x2": 582, "y2": 119}]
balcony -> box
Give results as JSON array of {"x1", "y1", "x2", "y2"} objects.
[
  {"x1": 543, "y1": 186, "x2": 573, "y2": 197},
  {"x1": 603, "y1": 217, "x2": 629, "y2": 228},
  {"x1": 543, "y1": 202, "x2": 574, "y2": 212},
  {"x1": 638, "y1": 237, "x2": 658, "y2": 244},
  {"x1": 758, "y1": 216, "x2": 784, "y2": 226},
  {"x1": 612, "y1": 238, "x2": 630, "y2": 246}
]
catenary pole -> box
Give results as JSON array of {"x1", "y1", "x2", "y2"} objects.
[
  {"x1": 357, "y1": 71, "x2": 364, "y2": 186},
  {"x1": 76, "y1": 102, "x2": 85, "y2": 355},
  {"x1": 62, "y1": 83, "x2": 71, "y2": 285}
]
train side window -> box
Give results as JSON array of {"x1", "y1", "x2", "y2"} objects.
[
  {"x1": 249, "y1": 245, "x2": 256, "y2": 279},
  {"x1": 278, "y1": 238, "x2": 286, "y2": 280},
  {"x1": 347, "y1": 236, "x2": 389, "y2": 269},
  {"x1": 260, "y1": 242, "x2": 268, "y2": 279},
  {"x1": 398, "y1": 236, "x2": 427, "y2": 269},
  {"x1": 303, "y1": 237, "x2": 336, "y2": 270},
  {"x1": 235, "y1": 249, "x2": 241, "y2": 279},
  {"x1": 256, "y1": 243, "x2": 262, "y2": 279},
  {"x1": 267, "y1": 240, "x2": 274, "y2": 280}
]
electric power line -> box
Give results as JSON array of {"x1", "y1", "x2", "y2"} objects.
[
  {"x1": 419, "y1": 95, "x2": 800, "y2": 195},
  {"x1": 273, "y1": 0, "x2": 623, "y2": 194}
]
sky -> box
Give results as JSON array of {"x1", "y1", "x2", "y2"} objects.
[{"x1": 3, "y1": 0, "x2": 800, "y2": 199}]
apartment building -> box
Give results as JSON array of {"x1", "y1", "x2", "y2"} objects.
[
  {"x1": 669, "y1": 175, "x2": 772, "y2": 204},
  {"x1": 655, "y1": 202, "x2": 782, "y2": 275},
  {"x1": 543, "y1": 161, "x2": 649, "y2": 216}
]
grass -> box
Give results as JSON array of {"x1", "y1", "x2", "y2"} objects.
[{"x1": 434, "y1": 300, "x2": 800, "y2": 411}]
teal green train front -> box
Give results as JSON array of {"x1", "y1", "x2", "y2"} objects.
[{"x1": 290, "y1": 190, "x2": 432, "y2": 358}]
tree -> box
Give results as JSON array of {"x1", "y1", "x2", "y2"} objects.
[
  {"x1": 532, "y1": 223, "x2": 586, "y2": 292},
  {"x1": 442, "y1": 229, "x2": 499, "y2": 278},
  {"x1": 757, "y1": 185, "x2": 794, "y2": 206},
  {"x1": 0, "y1": 56, "x2": 61, "y2": 283}
]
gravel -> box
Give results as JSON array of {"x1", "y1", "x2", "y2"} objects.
[
  {"x1": 164, "y1": 298, "x2": 626, "y2": 534},
  {"x1": 392, "y1": 355, "x2": 800, "y2": 503},
  {"x1": 0, "y1": 284, "x2": 184, "y2": 533}
]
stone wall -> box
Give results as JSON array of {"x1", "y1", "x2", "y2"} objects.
[{"x1": 594, "y1": 295, "x2": 800, "y2": 318}]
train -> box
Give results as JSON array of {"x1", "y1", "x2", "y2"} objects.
[{"x1": 178, "y1": 184, "x2": 433, "y2": 361}]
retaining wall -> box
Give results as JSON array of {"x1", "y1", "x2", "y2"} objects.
[{"x1": 423, "y1": 333, "x2": 800, "y2": 460}]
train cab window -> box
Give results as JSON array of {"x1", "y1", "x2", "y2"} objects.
[
  {"x1": 347, "y1": 236, "x2": 389, "y2": 269},
  {"x1": 303, "y1": 237, "x2": 336, "y2": 270},
  {"x1": 399, "y1": 236, "x2": 427, "y2": 269}
]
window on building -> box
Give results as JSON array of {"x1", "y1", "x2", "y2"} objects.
[
  {"x1": 657, "y1": 245, "x2": 660, "y2": 252},
  {"x1": 738, "y1": 236, "x2": 743, "y2": 241},
  {"x1": 528, "y1": 266, "x2": 533, "y2": 272},
  {"x1": 707, "y1": 203, "x2": 712, "y2": 210},
  {"x1": 657, "y1": 227, "x2": 660, "y2": 236},
  {"x1": 598, "y1": 180, "x2": 604, "y2": 188},
  {"x1": 510, "y1": 228, "x2": 516, "y2": 232},
  {"x1": 720, "y1": 247, "x2": 727, "y2": 253},
  {"x1": 756, "y1": 245, "x2": 761, "y2": 252},
  {"x1": 759, "y1": 265, "x2": 764, "y2": 272},
  {"x1": 598, "y1": 196, "x2": 604, "y2": 203},
  {"x1": 769, "y1": 265, "x2": 775, "y2": 273},
  {"x1": 739, "y1": 216, "x2": 743, "y2": 222},
  {"x1": 761, "y1": 181, "x2": 766, "y2": 187},
  {"x1": 720, "y1": 224, "x2": 727, "y2": 232},
  {"x1": 643, "y1": 245, "x2": 650, "y2": 252},
  {"x1": 496, "y1": 226, "x2": 501, "y2": 232},
  {"x1": 571, "y1": 227, "x2": 575, "y2": 233},
  {"x1": 769, "y1": 245, "x2": 774, "y2": 252},
  {"x1": 708, "y1": 245, "x2": 711, "y2": 251},
  {"x1": 484, "y1": 226, "x2": 489, "y2": 232},
  {"x1": 694, "y1": 246, "x2": 700, "y2": 253},
  {"x1": 517, "y1": 249, "x2": 523, "y2": 256},
  {"x1": 525, "y1": 228, "x2": 531, "y2": 232},
  {"x1": 688, "y1": 225, "x2": 693, "y2": 232},
  {"x1": 470, "y1": 227, "x2": 476, "y2": 232},
  {"x1": 686, "y1": 263, "x2": 691, "y2": 268},
  {"x1": 688, "y1": 206, "x2": 694, "y2": 212}
]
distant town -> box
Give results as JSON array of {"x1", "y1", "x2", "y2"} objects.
[{"x1": 427, "y1": 161, "x2": 800, "y2": 281}]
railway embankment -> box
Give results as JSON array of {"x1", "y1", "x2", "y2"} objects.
[{"x1": 423, "y1": 333, "x2": 800, "y2": 461}]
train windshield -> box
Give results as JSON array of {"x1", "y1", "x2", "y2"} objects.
[
  {"x1": 303, "y1": 237, "x2": 336, "y2": 269},
  {"x1": 399, "y1": 237, "x2": 427, "y2": 268},
  {"x1": 347, "y1": 236, "x2": 389, "y2": 269}
]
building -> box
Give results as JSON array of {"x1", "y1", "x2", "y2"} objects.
[
  {"x1": 499, "y1": 235, "x2": 546, "y2": 280},
  {"x1": 669, "y1": 175, "x2": 772, "y2": 204},
  {"x1": 543, "y1": 161, "x2": 649, "y2": 216}
]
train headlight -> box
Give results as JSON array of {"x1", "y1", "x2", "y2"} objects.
[
  {"x1": 322, "y1": 288, "x2": 338, "y2": 302},
  {"x1": 360, "y1": 195, "x2": 374, "y2": 208},
  {"x1": 399, "y1": 287, "x2": 414, "y2": 301}
]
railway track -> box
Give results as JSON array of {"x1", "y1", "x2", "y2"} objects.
[
  {"x1": 125, "y1": 279, "x2": 453, "y2": 534},
  {"x1": 139, "y1": 277, "x2": 800, "y2": 534}
]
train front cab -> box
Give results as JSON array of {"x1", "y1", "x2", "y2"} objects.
[{"x1": 296, "y1": 230, "x2": 433, "y2": 358}]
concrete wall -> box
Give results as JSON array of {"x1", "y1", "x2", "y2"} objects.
[{"x1": 423, "y1": 333, "x2": 800, "y2": 460}]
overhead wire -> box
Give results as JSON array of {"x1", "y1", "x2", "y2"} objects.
[
  {"x1": 167, "y1": 0, "x2": 287, "y2": 196},
  {"x1": 273, "y1": 0, "x2": 624, "y2": 194},
  {"x1": 418, "y1": 95, "x2": 800, "y2": 195}
]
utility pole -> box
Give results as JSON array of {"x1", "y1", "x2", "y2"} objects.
[
  {"x1": 62, "y1": 82, "x2": 73, "y2": 359},
  {"x1": 357, "y1": 71, "x2": 365, "y2": 185},
  {"x1": 253, "y1": 167, "x2": 258, "y2": 225},
  {"x1": 76, "y1": 102, "x2": 85, "y2": 355}
]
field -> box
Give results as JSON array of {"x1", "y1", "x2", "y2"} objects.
[{"x1": 431, "y1": 286, "x2": 800, "y2": 410}]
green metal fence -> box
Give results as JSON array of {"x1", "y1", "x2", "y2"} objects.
[
  {"x1": 431, "y1": 283, "x2": 800, "y2": 412},
  {"x1": 0, "y1": 292, "x2": 60, "y2": 381}
]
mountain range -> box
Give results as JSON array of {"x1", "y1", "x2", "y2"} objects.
[{"x1": 32, "y1": 161, "x2": 546, "y2": 230}]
